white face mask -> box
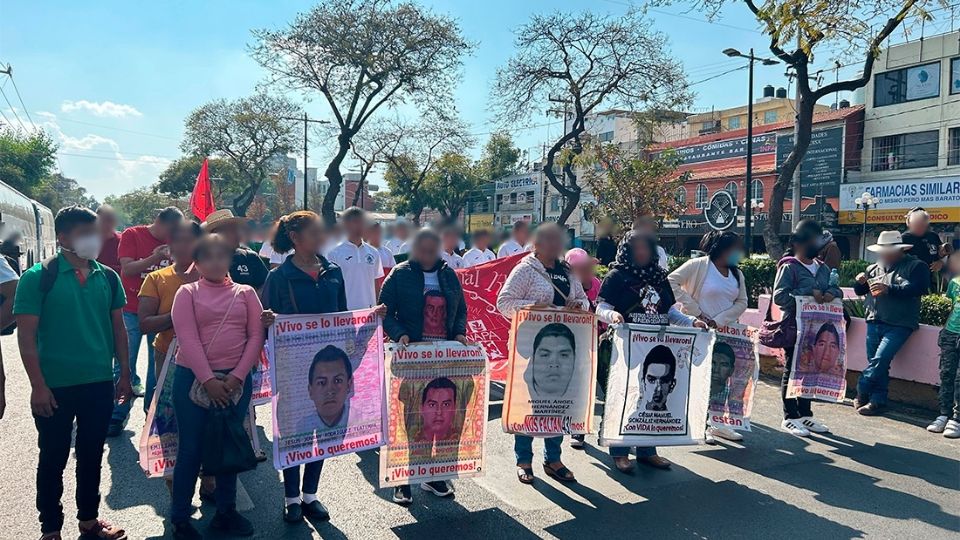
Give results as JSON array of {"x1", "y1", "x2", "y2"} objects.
[{"x1": 67, "y1": 234, "x2": 103, "y2": 261}]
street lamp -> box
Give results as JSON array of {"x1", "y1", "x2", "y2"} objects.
[
  {"x1": 855, "y1": 192, "x2": 880, "y2": 258},
  {"x1": 723, "y1": 47, "x2": 779, "y2": 256}
]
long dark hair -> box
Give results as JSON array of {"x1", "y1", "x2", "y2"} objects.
[
  {"x1": 700, "y1": 231, "x2": 742, "y2": 282},
  {"x1": 273, "y1": 211, "x2": 321, "y2": 253}
]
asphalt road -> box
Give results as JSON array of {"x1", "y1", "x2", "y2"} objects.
[{"x1": 1, "y1": 335, "x2": 958, "y2": 539}]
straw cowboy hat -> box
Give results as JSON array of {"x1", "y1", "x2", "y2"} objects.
[
  {"x1": 867, "y1": 230, "x2": 913, "y2": 254},
  {"x1": 201, "y1": 209, "x2": 246, "y2": 232}
]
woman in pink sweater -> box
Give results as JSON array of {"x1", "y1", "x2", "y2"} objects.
[{"x1": 168, "y1": 234, "x2": 264, "y2": 539}]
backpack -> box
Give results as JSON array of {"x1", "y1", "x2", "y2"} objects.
[{"x1": 39, "y1": 255, "x2": 120, "y2": 306}]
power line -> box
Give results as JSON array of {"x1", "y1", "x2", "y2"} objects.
[
  {"x1": 8, "y1": 72, "x2": 36, "y2": 130},
  {"x1": 0, "y1": 86, "x2": 29, "y2": 132}
]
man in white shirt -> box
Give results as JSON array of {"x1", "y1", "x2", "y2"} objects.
[
  {"x1": 440, "y1": 226, "x2": 466, "y2": 270},
  {"x1": 258, "y1": 231, "x2": 291, "y2": 269},
  {"x1": 497, "y1": 220, "x2": 531, "y2": 258},
  {"x1": 463, "y1": 229, "x2": 496, "y2": 267},
  {"x1": 384, "y1": 219, "x2": 412, "y2": 256},
  {"x1": 326, "y1": 207, "x2": 384, "y2": 310},
  {"x1": 365, "y1": 221, "x2": 395, "y2": 278},
  {"x1": 635, "y1": 216, "x2": 670, "y2": 271}
]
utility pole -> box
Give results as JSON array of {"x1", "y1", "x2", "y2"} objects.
[
  {"x1": 281, "y1": 114, "x2": 331, "y2": 211},
  {"x1": 791, "y1": 73, "x2": 802, "y2": 227}
]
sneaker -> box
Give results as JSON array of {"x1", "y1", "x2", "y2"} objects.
[
  {"x1": 856, "y1": 403, "x2": 886, "y2": 417},
  {"x1": 781, "y1": 419, "x2": 810, "y2": 437},
  {"x1": 421, "y1": 480, "x2": 454, "y2": 497},
  {"x1": 392, "y1": 486, "x2": 412, "y2": 505},
  {"x1": 255, "y1": 449, "x2": 268, "y2": 463},
  {"x1": 944, "y1": 419, "x2": 960, "y2": 439},
  {"x1": 709, "y1": 426, "x2": 744, "y2": 442},
  {"x1": 171, "y1": 521, "x2": 201, "y2": 540},
  {"x1": 570, "y1": 435, "x2": 585, "y2": 449},
  {"x1": 704, "y1": 429, "x2": 717, "y2": 445},
  {"x1": 799, "y1": 417, "x2": 829, "y2": 433},
  {"x1": 302, "y1": 500, "x2": 329, "y2": 521},
  {"x1": 106, "y1": 422, "x2": 124, "y2": 438},
  {"x1": 210, "y1": 509, "x2": 253, "y2": 537},
  {"x1": 927, "y1": 415, "x2": 949, "y2": 433},
  {"x1": 132, "y1": 384, "x2": 145, "y2": 397},
  {"x1": 283, "y1": 502, "x2": 302, "y2": 523}
]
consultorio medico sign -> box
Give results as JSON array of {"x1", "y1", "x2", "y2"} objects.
[{"x1": 839, "y1": 176, "x2": 960, "y2": 224}]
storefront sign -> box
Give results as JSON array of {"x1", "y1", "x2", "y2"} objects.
[
  {"x1": 468, "y1": 213, "x2": 494, "y2": 232},
  {"x1": 777, "y1": 126, "x2": 843, "y2": 198},
  {"x1": 906, "y1": 63, "x2": 941, "y2": 100},
  {"x1": 704, "y1": 191, "x2": 737, "y2": 231},
  {"x1": 495, "y1": 176, "x2": 540, "y2": 191},
  {"x1": 839, "y1": 176, "x2": 960, "y2": 224},
  {"x1": 659, "y1": 133, "x2": 776, "y2": 165}
]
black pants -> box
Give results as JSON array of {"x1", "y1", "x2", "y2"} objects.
[
  {"x1": 34, "y1": 380, "x2": 114, "y2": 533},
  {"x1": 781, "y1": 347, "x2": 813, "y2": 420}
]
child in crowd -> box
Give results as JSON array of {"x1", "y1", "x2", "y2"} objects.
[{"x1": 928, "y1": 250, "x2": 960, "y2": 438}]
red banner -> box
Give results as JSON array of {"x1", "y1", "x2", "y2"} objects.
[{"x1": 455, "y1": 253, "x2": 525, "y2": 381}]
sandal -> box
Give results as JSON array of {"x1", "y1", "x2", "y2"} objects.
[
  {"x1": 613, "y1": 456, "x2": 635, "y2": 474},
  {"x1": 516, "y1": 465, "x2": 535, "y2": 484},
  {"x1": 543, "y1": 462, "x2": 577, "y2": 483},
  {"x1": 78, "y1": 519, "x2": 127, "y2": 540}
]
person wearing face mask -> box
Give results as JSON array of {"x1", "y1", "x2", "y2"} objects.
[
  {"x1": 259, "y1": 211, "x2": 347, "y2": 524},
  {"x1": 669, "y1": 231, "x2": 749, "y2": 444},
  {"x1": 14, "y1": 205, "x2": 131, "y2": 540},
  {"x1": 772, "y1": 220, "x2": 843, "y2": 437}
]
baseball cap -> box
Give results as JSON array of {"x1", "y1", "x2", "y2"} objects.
[{"x1": 565, "y1": 248, "x2": 598, "y2": 267}]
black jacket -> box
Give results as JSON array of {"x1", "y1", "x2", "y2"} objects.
[
  {"x1": 261, "y1": 256, "x2": 347, "y2": 315},
  {"x1": 379, "y1": 260, "x2": 467, "y2": 342}
]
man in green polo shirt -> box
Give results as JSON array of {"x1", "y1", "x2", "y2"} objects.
[{"x1": 15, "y1": 205, "x2": 131, "y2": 540}]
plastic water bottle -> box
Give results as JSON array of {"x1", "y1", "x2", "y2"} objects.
[{"x1": 829, "y1": 268, "x2": 839, "y2": 287}]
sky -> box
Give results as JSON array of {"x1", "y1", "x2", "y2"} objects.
[{"x1": 0, "y1": 0, "x2": 881, "y2": 201}]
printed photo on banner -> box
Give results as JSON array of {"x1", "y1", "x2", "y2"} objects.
[
  {"x1": 251, "y1": 348, "x2": 272, "y2": 406},
  {"x1": 709, "y1": 324, "x2": 760, "y2": 432},
  {"x1": 268, "y1": 309, "x2": 385, "y2": 470},
  {"x1": 380, "y1": 341, "x2": 488, "y2": 488},
  {"x1": 600, "y1": 324, "x2": 713, "y2": 447},
  {"x1": 502, "y1": 308, "x2": 598, "y2": 436},
  {"x1": 788, "y1": 297, "x2": 847, "y2": 402},
  {"x1": 139, "y1": 344, "x2": 178, "y2": 478}
]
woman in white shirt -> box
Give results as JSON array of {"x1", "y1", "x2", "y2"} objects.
[{"x1": 668, "y1": 231, "x2": 748, "y2": 444}]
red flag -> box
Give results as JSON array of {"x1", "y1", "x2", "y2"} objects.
[
  {"x1": 456, "y1": 253, "x2": 525, "y2": 382},
  {"x1": 190, "y1": 158, "x2": 215, "y2": 221}
]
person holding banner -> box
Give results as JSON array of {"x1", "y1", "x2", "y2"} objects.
[
  {"x1": 772, "y1": 222, "x2": 842, "y2": 437},
  {"x1": 168, "y1": 234, "x2": 265, "y2": 539},
  {"x1": 497, "y1": 223, "x2": 589, "y2": 484},
  {"x1": 260, "y1": 211, "x2": 347, "y2": 523},
  {"x1": 668, "y1": 231, "x2": 748, "y2": 444},
  {"x1": 380, "y1": 228, "x2": 469, "y2": 503},
  {"x1": 595, "y1": 230, "x2": 704, "y2": 473}
]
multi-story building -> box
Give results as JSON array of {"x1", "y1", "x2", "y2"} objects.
[
  {"x1": 493, "y1": 171, "x2": 543, "y2": 231},
  {"x1": 839, "y1": 30, "x2": 960, "y2": 254},
  {"x1": 685, "y1": 88, "x2": 831, "y2": 139}
]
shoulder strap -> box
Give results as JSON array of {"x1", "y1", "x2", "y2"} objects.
[{"x1": 39, "y1": 255, "x2": 60, "y2": 306}]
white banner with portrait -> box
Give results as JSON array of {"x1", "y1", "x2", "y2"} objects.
[
  {"x1": 600, "y1": 324, "x2": 713, "y2": 447},
  {"x1": 787, "y1": 297, "x2": 847, "y2": 402}
]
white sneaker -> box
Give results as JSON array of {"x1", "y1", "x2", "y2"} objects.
[
  {"x1": 944, "y1": 419, "x2": 960, "y2": 439},
  {"x1": 710, "y1": 426, "x2": 744, "y2": 442},
  {"x1": 704, "y1": 429, "x2": 717, "y2": 445},
  {"x1": 799, "y1": 417, "x2": 829, "y2": 433},
  {"x1": 927, "y1": 415, "x2": 949, "y2": 433},
  {"x1": 781, "y1": 419, "x2": 810, "y2": 437}
]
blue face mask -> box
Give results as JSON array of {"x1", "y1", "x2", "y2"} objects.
[{"x1": 726, "y1": 251, "x2": 743, "y2": 267}]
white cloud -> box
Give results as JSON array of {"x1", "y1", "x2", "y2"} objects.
[{"x1": 61, "y1": 99, "x2": 143, "y2": 118}]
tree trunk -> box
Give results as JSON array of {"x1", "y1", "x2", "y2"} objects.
[
  {"x1": 321, "y1": 132, "x2": 353, "y2": 226},
  {"x1": 232, "y1": 173, "x2": 264, "y2": 217},
  {"x1": 763, "y1": 93, "x2": 817, "y2": 259},
  {"x1": 351, "y1": 176, "x2": 364, "y2": 207},
  {"x1": 543, "y1": 128, "x2": 583, "y2": 226}
]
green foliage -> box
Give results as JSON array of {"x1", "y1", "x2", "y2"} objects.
[
  {"x1": 739, "y1": 257, "x2": 778, "y2": 308},
  {"x1": 156, "y1": 155, "x2": 242, "y2": 200},
  {"x1": 920, "y1": 294, "x2": 953, "y2": 327},
  {"x1": 0, "y1": 127, "x2": 58, "y2": 197},
  {"x1": 842, "y1": 297, "x2": 867, "y2": 319},
  {"x1": 667, "y1": 256, "x2": 688, "y2": 273},
  {"x1": 478, "y1": 132, "x2": 520, "y2": 181},
  {"x1": 421, "y1": 152, "x2": 485, "y2": 222},
  {"x1": 33, "y1": 173, "x2": 98, "y2": 212},
  {"x1": 103, "y1": 188, "x2": 186, "y2": 228},
  {"x1": 839, "y1": 259, "x2": 870, "y2": 287},
  {"x1": 595, "y1": 264, "x2": 610, "y2": 280}
]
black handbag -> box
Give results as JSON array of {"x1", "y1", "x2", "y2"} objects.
[{"x1": 201, "y1": 404, "x2": 257, "y2": 476}]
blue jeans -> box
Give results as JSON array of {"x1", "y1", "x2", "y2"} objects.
[
  {"x1": 857, "y1": 322, "x2": 914, "y2": 406},
  {"x1": 282, "y1": 461, "x2": 324, "y2": 499},
  {"x1": 514, "y1": 435, "x2": 562, "y2": 465},
  {"x1": 610, "y1": 446, "x2": 658, "y2": 458},
  {"x1": 111, "y1": 312, "x2": 156, "y2": 423},
  {"x1": 170, "y1": 366, "x2": 252, "y2": 523}
]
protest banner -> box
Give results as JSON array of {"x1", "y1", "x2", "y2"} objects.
[
  {"x1": 379, "y1": 341, "x2": 488, "y2": 488},
  {"x1": 787, "y1": 297, "x2": 847, "y2": 402},
  {"x1": 600, "y1": 324, "x2": 713, "y2": 447},
  {"x1": 708, "y1": 324, "x2": 760, "y2": 432},
  {"x1": 251, "y1": 348, "x2": 272, "y2": 405},
  {"x1": 269, "y1": 309, "x2": 385, "y2": 470},
  {"x1": 456, "y1": 253, "x2": 525, "y2": 382},
  {"x1": 139, "y1": 343, "x2": 178, "y2": 478},
  {"x1": 502, "y1": 308, "x2": 598, "y2": 436}
]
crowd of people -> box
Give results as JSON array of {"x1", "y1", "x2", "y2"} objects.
[{"x1": 0, "y1": 201, "x2": 957, "y2": 540}]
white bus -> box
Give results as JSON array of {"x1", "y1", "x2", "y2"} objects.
[{"x1": 0, "y1": 179, "x2": 56, "y2": 272}]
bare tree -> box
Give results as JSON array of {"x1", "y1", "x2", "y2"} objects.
[
  {"x1": 348, "y1": 121, "x2": 395, "y2": 207},
  {"x1": 492, "y1": 9, "x2": 690, "y2": 225},
  {"x1": 251, "y1": 0, "x2": 473, "y2": 225},
  {"x1": 181, "y1": 94, "x2": 301, "y2": 216},
  {"x1": 682, "y1": 0, "x2": 943, "y2": 256}
]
